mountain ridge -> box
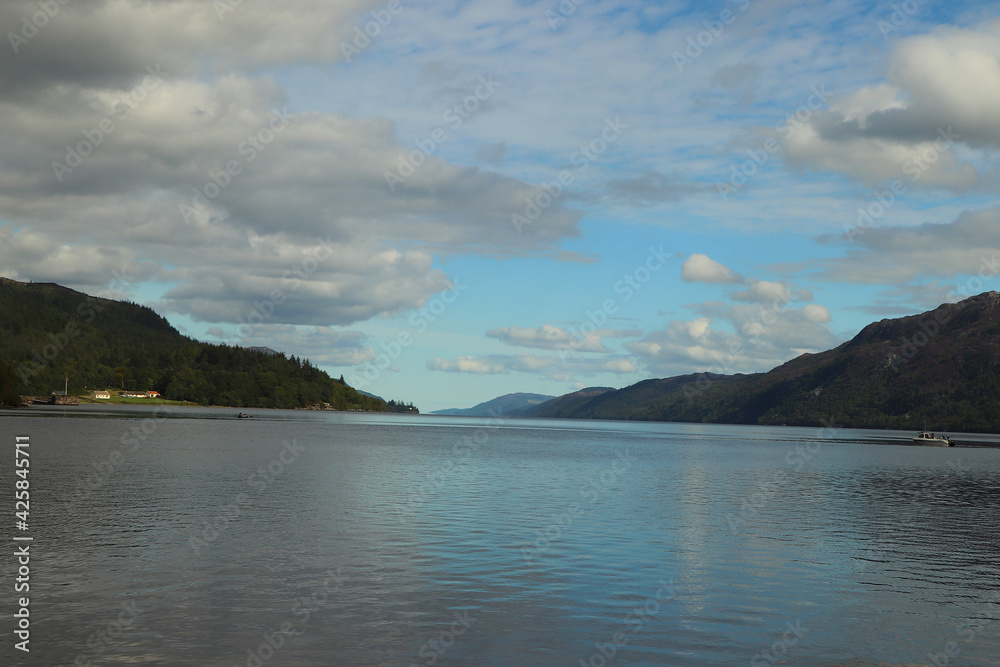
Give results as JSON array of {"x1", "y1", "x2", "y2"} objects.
[
  {"x1": 432, "y1": 392, "x2": 555, "y2": 416},
  {"x1": 526, "y1": 292, "x2": 1000, "y2": 432}
]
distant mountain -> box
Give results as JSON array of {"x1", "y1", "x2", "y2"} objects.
[
  {"x1": 514, "y1": 387, "x2": 615, "y2": 418},
  {"x1": 432, "y1": 392, "x2": 556, "y2": 416},
  {"x1": 245, "y1": 346, "x2": 280, "y2": 355},
  {"x1": 0, "y1": 277, "x2": 388, "y2": 411},
  {"x1": 529, "y1": 293, "x2": 1000, "y2": 433}
]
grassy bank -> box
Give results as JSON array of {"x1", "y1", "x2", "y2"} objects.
[{"x1": 77, "y1": 396, "x2": 194, "y2": 406}]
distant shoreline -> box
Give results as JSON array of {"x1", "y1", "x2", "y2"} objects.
[
  {"x1": 6, "y1": 402, "x2": 1000, "y2": 444},
  {"x1": 10, "y1": 398, "x2": 389, "y2": 413}
]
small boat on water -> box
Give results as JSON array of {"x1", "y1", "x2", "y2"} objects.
[
  {"x1": 912, "y1": 430, "x2": 953, "y2": 446},
  {"x1": 236, "y1": 412, "x2": 251, "y2": 419}
]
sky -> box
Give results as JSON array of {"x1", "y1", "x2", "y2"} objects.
[{"x1": 1, "y1": 0, "x2": 999, "y2": 412}]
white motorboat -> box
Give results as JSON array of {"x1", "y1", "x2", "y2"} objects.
[{"x1": 912, "y1": 431, "x2": 953, "y2": 446}]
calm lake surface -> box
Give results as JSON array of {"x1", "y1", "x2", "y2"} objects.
[{"x1": 2, "y1": 405, "x2": 999, "y2": 666}]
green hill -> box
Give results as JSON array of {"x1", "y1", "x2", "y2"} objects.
[
  {"x1": 511, "y1": 387, "x2": 614, "y2": 418},
  {"x1": 529, "y1": 292, "x2": 1000, "y2": 433},
  {"x1": 0, "y1": 278, "x2": 387, "y2": 411},
  {"x1": 431, "y1": 392, "x2": 555, "y2": 416}
]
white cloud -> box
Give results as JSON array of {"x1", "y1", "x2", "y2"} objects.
[
  {"x1": 427, "y1": 356, "x2": 509, "y2": 375},
  {"x1": 198, "y1": 324, "x2": 377, "y2": 367},
  {"x1": 777, "y1": 23, "x2": 1000, "y2": 190},
  {"x1": 629, "y1": 263, "x2": 840, "y2": 378},
  {"x1": 801, "y1": 304, "x2": 830, "y2": 323},
  {"x1": 627, "y1": 301, "x2": 841, "y2": 378},
  {"x1": 487, "y1": 324, "x2": 601, "y2": 351},
  {"x1": 816, "y1": 206, "x2": 1000, "y2": 287},
  {"x1": 887, "y1": 26, "x2": 1000, "y2": 147},
  {"x1": 729, "y1": 279, "x2": 814, "y2": 305},
  {"x1": 485, "y1": 324, "x2": 636, "y2": 353},
  {"x1": 426, "y1": 353, "x2": 636, "y2": 380},
  {"x1": 0, "y1": 8, "x2": 585, "y2": 328},
  {"x1": 731, "y1": 280, "x2": 791, "y2": 303},
  {"x1": 681, "y1": 254, "x2": 742, "y2": 284}
]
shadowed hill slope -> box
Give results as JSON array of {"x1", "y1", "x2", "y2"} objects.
[
  {"x1": 528, "y1": 293, "x2": 1000, "y2": 432},
  {"x1": 0, "y1": 278, "x2": 387, "y2": 411}
]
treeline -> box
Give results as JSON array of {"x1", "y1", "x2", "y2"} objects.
[
  {"x1": 0, "y1": 279, "x2": 388, "y2": 411},
  {"x1": 535, "y1": 357, "x2": 1000, "y2": 433},
  {"x1": 386, "y1": 400, "x2": 419, "y2": 413},
  {"x1": 0, "y1": 360, "x2": 19, "y2": 407}
]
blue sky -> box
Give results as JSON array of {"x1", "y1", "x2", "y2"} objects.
[{"x1": 2, "y1": 0, "x2": 999, "y2": 410}]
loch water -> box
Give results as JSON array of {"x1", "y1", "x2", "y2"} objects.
[{"x1": 2, "y1": 405, "x2": 999, "y2": 666}]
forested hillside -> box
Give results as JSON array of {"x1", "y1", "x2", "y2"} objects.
[
  {"x1": 0, "y1": 278, "x2": 386, "y2": 411},
  {"x1": 527, "y1": 293, "x2": 1000, "y2": 433}
]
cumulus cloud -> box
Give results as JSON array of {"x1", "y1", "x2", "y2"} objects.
[
  {"x1": 777, "y1": 23, "x2": 1000, "y2": 189},
  {"x1": 801, "y1": 304, "x2": 831, "y2": 323},
  {"x1": 0, "y1": 0, "x2": 584, "y2": 329},
  {"x1": 260, "y1": 326, "x2": 377, "y2": 367},
  {"x1": 200, "y1": 324, "x2": 377, "y2": 367},
  {"x1": 631, "y1": 260, "x2": 838, "y2": 378},
  {"x1": 0, "y1": 0, "x2": 377, "y2": 94},
  {"x1": 427, "y1": 354, "x2": 637, "y2": 381},
  {"x1": 627, "y1": 302, "x2": 841, "y2": 378},
  {"x1": 427, "y1": 356, "x2": 509, "y2": 375},
  {"x1": 816, "y1": 206, "x2": 1000, "y2": 287},
  {"x1": 681, "y1": 254, "x2": 742, "y2": 284},
  {"x1": 731, "y1": 280, "x2": 813, "y2": 304},
  {"x1": 626, "y1": 317, "x2": 739, "y2": 370},
  {"x1": 487, "y1": 325, "x2": 607, "y2": 352}
]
